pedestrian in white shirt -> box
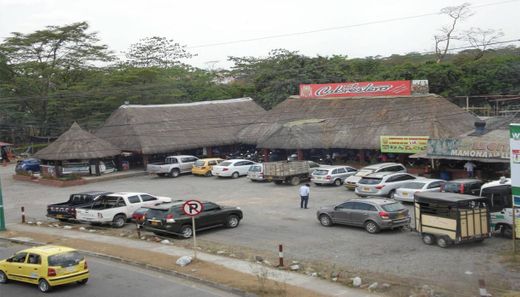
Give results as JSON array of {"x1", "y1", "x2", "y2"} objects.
[
  {"x1": 299, "y1": 183, "x2": 310, "y2": 209},
  {"x1": 464, "y1": 161, "x2": 476, "y2": 177}
]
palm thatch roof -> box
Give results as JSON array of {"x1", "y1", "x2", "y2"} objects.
[
  {"x1": 238, "y1": 94, "x2": 479, "y2": 150},
  {"x1": 34, "y1": 122, "x2": 121, "y2": 160},
  {"x1": 95, "y1": 98, "x2": 266, "y2": 154}
]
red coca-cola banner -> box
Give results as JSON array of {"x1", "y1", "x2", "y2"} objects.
[{"x1": 299, "y1": 80, "x2": 412, "y2": 98}]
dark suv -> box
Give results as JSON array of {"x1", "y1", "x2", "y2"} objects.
[
  {"x1": 142, "y1": 201, "x2": 243, "y2": 238},
  {"x1": 442, "y1": 179, "x2": 484, "y2": 196}
]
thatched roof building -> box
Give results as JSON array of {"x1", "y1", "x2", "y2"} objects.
[
  {"x1": 95, "y1": 98, "x2": 266, "y2": 154},
  {"x1": 34, "y1": 122, "x2": 121, "y2": 160},
  {"x1": 238, "y1": 94, "x2": 478, "y2": 150}
]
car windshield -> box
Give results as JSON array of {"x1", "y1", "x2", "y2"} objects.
[
  {"x1": 194, "y1": 160, "x2": 205, "y2": 166},
  {"x1": 382, "y1": 202, "x2": 405, "y2": 212},
  {"x1": 220, "y1": 161, "x2": 232, "y2": 167},
  {"x1": 358, "y1": 177, "x2": 382, "y2": 185},
  {"x1": 402, "y1": 182, "x2": 426, "y2": 189},
  {"x1": 313, "y1": 169, "x2": 329, "y2": 176},
  {"x1": 249, "y1": 165, "x2": 261, "y2": 172},
  {"x1": 355, "y1": 169, "x2": 374, "y2": 177},
  {"x1": 48, "y1": 251, "x2": 83, "y2": 267}
]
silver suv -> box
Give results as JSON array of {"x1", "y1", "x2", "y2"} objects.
[
  {"x1": 355, "y1": 172, "x2": 417, "y2": 198},
  {"x1": 317, "y1": 198, "x2": 410, "y2": 233},
  {"x1": 311, "y1": 166, "x2": 357, "y2": 186},
  {"x1": 344, "y1": 163, "x2": 406, "y2": 190}
]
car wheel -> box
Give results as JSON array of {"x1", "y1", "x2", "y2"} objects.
[
  {"x1": 290, "y1": 176, "x2": 300, "y2": 186},
  {"x1": 180, "y1": 225, "x2": 193, "y2": 239},
  {"x1": 226, "y1": 215, "x2": 240, "y2": 228},
  {"x1": 422, "y1": 234, "x2": 435, "y2": 245},
  {"x1": 0, "y1": 270, "x2": 8, "y2": 284},
  {"x1": 333, "y1": 179, "x2": 342, "y2": 186},
  {"x1": 319, "y1": 214, "x2": 333, "y2": 227},
  {"x1": 501, "y1": 224, "x2": 513, "y2": 239},
  {"x1": 274, "y1": 180, "x2": 283, "y2": 185},
  {"x1": 77, "y1": 278, "x2": 88, "y2": 285},
  {"x1": 437, "y1": 236, "x2": 451, "y2": 248},
  {"x1": 364, "y1": 221, "x2": 380, "y2": 234},
  {"x1": 38, "y1": 279, "x2": 51, "y2": 293},
  {"x1": 389, "y1": 190, "x2": 396, "y2": 199},
  {"x1": 112, "y1": 214, "x2": 127, "y2": 228},
  {"x1": 205, "y1": 171, "x2": 212, "y2": 177},
  {"x1": 170, "y1": 169, "x2": 180, "y2": 178},
  {"x1": 231, "y1": 172, "x2": 239, "y2": 179}
]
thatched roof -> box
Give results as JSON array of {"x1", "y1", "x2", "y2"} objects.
[
  {"x1": 95, "y1": 98, "x2": 266, "y2": 154},
  {"x1": 34, "y1": 122, "x2": 121, "y2": 160},
  {"x1": 238, "y1": 94, "x2": 478, "y2": 150}
]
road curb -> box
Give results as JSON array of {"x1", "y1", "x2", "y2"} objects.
[{"x1": 0, "y1": 236, "x2": 256, "y2": 297}]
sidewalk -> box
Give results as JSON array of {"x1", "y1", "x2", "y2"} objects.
[{"x1": 4, "y1": 224, "x2": 381, "y2": 297}]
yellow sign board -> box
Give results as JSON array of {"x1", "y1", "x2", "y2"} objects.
[{"x1": 380, "y1": 136, "x2": 429, "y2": 153}]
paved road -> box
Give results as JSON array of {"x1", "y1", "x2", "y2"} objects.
[
  {"x1": 1, "y1": 164, "x2": 519, "y2": 293},
  {"x1": 0, "y1": 241, "x2": 237, "y2": 297}
]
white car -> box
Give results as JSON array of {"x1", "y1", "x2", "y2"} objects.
[
  {"x1": 355, "y1": 172, "x2": 417, "y2": 197},
  {"x1": 212, "y1": 159, "x2": 256, "y2": 178},
  {"x1": 344, "y1": 163, "x2": 407, "y2": 190},
  {"x1": 311, "y1": 166, "x2": 358, "y2": 186},
  {"x1": 393, "y1": 179, "x2": 446, "y2": 202},
  {"x1": 247, "y1": 163, "x2": 264, "y2": 181}
]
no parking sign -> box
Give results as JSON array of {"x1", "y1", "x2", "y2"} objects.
[{"x1": 182, "y1": 200, "x2": 204, "y2": 259}]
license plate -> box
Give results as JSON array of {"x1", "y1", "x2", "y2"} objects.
[
  {"x1": 363, "y1": 187, "x2": 370, "y2": 191},
  {"x1": 398, "y1": 213, "x2": 405, "y2": 219},
  {"x1": 402, "y1": 192, "x2": 408, "y2": 196},
  {"x1": 66, "y1": 266, "x2": 76, "y2": 273},
  {"x1": 56, "y1": 214, "x2": 64, "y2": 219},
  {"x1": 151, "y1": 221, "x2": 159, "y2": 226}
]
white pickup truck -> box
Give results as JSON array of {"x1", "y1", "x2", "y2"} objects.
[
  {"x1": 75, "y1": 192, "x2": 172, "y2": 228},
  {"x1": 146, "y1": 155, "x2": 198, "y2": 177}
]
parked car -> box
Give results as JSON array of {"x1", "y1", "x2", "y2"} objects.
[
  {"x1": 142, "y1": 201, "x2": 243, "y2": 238},
  {"x1": 317, "y1": 198, "x2": 410, "y2": 234},
  {"x1": 211, "y1": 159, "x2": 256, "y2": 178},
  {"x1": 442, "y1": 179, "x2": 484, "y2": 195},
  {"x1": 15, "y1": 158, "x2": 40, "y2": 174},
  {"x1": 0, "y1": 245, "x2": 89, "y2": 292},
  {"x1": 355, "y1": 172, "x2": 418, "y2": 197},
  {"x1": 480, "y1": 177, "x2": 516, "y2": 238},
  {"x1": 247, "y1": 163, "x2": 265, "y2": 181},
  {"x1": 47, "y1": 191, "x2": 111, "y2": 221},
  {"x1": 311, "y1": 166, "x2": 358, "y2": 186},
  {"x1": 147, "y1": 155, "x2": 198, "y2": 177},
  {"x1": 344, "y1": 163, "x2": 407, "y2": 190},
  {"x1": 192, "y1": 158, "x2": 224, "y2": 176},
  {"x1": 393, "y1": 179, "x2": 446, "y2": 202},
  {"x1": 75, "y1": 192, "x2": 172, "y2": 228},
  {"x1": 131, "y1": 206, "x2": 151, "y2": 224}
]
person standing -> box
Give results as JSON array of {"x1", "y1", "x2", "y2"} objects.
[
  {"x1": 299, "y1": 183, "x2": 310, "y2": 209},
  {"x1": 464, "y1": 161, "x2": 476, "y2": 178}
]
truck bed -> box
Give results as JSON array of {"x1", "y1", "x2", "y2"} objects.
[{"x1": 263, "y1": 161, "x2": 310, "y2": 177}]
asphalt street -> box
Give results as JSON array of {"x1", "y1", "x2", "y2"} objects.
[
  {"x1": 1, "y1": 164, "x2": 519, "y2": 293},
  {"x1": 0, "y1": 241, "x2": 237, "y2": 297}
]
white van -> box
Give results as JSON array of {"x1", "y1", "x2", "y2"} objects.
[{"x1": 480, "y1": 177, "x2": 516, "y2": 238}]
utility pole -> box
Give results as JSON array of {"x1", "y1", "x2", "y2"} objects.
[{"x1": 0, "y1": 177, "x2": 6, "y2": 231}]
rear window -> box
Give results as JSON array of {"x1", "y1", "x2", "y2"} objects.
[
  {"x1": 249, "y1": 165, "x2": 262, "y2": 172},
  {"x1": 220, "y1": 161, "x2": 232, "y2": 166},
  {"x1": 194, "y1": 160, "x2": 205, "y2": 166},
  {"x1": 313, "y1": 169, "x2": 329, "y2": 176},
  {"x1": 382, "y1": 202, "x2": 405, "y2": 212},
  {"x1": 444, "y1": 182, "x2": 461, "y2": 193},
  {"x1": 358, "y1": 177, "x2": 382, "y2": 185},
  {"x1": 402, "y1": 182, "x2": 426, "y2": 189},
  {"x1": 48, "y1": 251, "x2": 83, "y2": 267},
  {"x1": 146, "y1": 209, "x2": 169, "y2": 219},
  {"x1": 355, "y1": 169, "x2": 375, "y2": 177}
]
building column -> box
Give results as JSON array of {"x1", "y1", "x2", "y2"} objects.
[
  {"x1": 359, "y1": 149, "x2": 366, "y2": 164},
  {"x1": 206, "y1": 147, "x2": 213, "y2": 157},
  {"x1": 297, "y1": 149, "x2": 304, "y2": 161},
  {"x1": 262, "y1": 149, "x2": 270, "y2": 162},
  {"x1": 142, "y1": 154, "x2": 149, "y2": 170}
]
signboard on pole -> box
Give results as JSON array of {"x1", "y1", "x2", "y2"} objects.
[
  {"x1": 182, "y1": 200, "x2": 204, "y2": 259},
  {"x1": 380, "y1": 136, "x2": 429, "y2": 153},
  {"x1": 509, "y1": 124, "x2": 520, "y2": 240}
]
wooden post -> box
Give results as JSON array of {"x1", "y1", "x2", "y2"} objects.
[
  {"x1": 192, "y1": 216, "x2": 197, "y2": 260},
  {"x1": 206, "y1": 147, "x2": 213, "y2": 157},
  {"x1": 142, "y1": 154, "x2": 149, "y2": 170},
  {"x1": 262, "y1": 149, "x2": 270, "y2": 162},
  {"x1": 95, "y1": 159, "x2": 101, "y2": 176},
  {"x1": 297, "y1": 149, "x2": 304, "y2": 161}
]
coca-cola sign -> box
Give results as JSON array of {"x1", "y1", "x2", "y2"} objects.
[{"x1": 299, "y1": 80, "x2": 412, "y2": 98}]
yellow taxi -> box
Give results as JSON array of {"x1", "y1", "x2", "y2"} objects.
[
  {"x1": 192, "y1": 158, "x2": 224, "y2": 176},
  {"x1": 0, "y1": 245, "x2": 89, "y2": 292}
]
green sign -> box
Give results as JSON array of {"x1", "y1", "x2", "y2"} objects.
[
  {"x1": 509, "y1": 124, "x2": 520, "y2": 239},
  {"x1": 380, "y1": 136, "x2": 429, "y2": 153}
]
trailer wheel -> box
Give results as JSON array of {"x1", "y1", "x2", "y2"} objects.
[
  {"x1": 290, "y1": 176, "x2": 301, "y2": 186},
  {"x1": 422, "y1": 234, "x2": 435, "y2": 245},
  {"x1": 501, "y1": 224, "x2": 513, "y2": 239},
  {"x1": 437, "y1": 236, "x2": 451, "y2": 248},
  {"x1": 274, "y1": 180, "x2": 283, "y2": 185}
]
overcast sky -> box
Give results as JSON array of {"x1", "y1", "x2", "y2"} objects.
[{"x1": 1, "y1": 0, "x2": 519, "y2": 69}]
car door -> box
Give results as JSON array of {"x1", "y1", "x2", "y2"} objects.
[
  {"x1": 196, "y1": 202, "x2": 223, "y2": 228},
  {"x1": 5, "y1": 252, "x2": 28, "y2": 282},
  {"x1": 238, "y1": 161, "x2": 254, "y2": 175},
  {"x1": 330, "y1": 201, "x2": 356, "y2": 225},
  {"x1": 126, "y1": 195, "x2": 143, "y2": 214},
  {"x1": 335, "y1": 167, "x2": 348, "y2": 181},
  {"x1": 350, "y1": 202, "x2": 377, "y2": 226},
  {"x1": 22, "y1": 253, "x2": 42, "y2": 284},
  {"x1": 425, "y1": 181, "x2": 445, "y2": 192}
]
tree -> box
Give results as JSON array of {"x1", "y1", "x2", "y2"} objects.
[
  {"x1": 463, "y1": 27, "x2": 504, "y2": 60},
  {"x1": 434, "y1": 3, "x2": 473, "y2": 63},
  {"x1": 123, "y1": 36, "x2": 194, "y2": 68},
  {"x1": 0, "y1": 21, "x2": 113, "y2": 136}
]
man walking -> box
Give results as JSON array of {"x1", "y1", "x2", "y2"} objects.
[
  {"x1": 299, "y1": 183, "x2": 310, "y2": 209},
  {"x1": 464, "y1": 161, "x2": 476, "y2": 178}
]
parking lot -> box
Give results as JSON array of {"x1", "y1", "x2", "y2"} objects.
[{"x1": 1, "y1": 164, "x2": 519, "y2": 295}]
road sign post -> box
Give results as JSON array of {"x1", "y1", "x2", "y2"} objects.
[
  {"x1": 509, "y1": 123, "x2": 520, "y2": 254},
  {"x1": 0, "y1": 177, "x2": 5, "y2": 231},
  {"x1": 182, "y1": 200, "x2": 204, "y2": 260}
]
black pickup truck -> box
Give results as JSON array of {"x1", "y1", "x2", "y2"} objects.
[{"x1": 47, "y1": 191, "x2": 111, "y2": 221}]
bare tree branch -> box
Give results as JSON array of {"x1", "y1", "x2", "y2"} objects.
[{"x1": 434, "y1": 2, "x2": 473, "y2": 63}]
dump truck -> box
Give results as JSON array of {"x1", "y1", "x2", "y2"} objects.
[{"x1": 263, "y1": 160, "x2": 321, "y2": 185}]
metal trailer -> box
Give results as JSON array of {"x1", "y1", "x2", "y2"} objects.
[{"x1": 414, "y1": 192, "x2": 491, "y2": 248}]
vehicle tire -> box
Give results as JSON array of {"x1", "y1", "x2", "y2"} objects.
[
  {"x1": 290, "y1": 176, "x2": 301, "y2": 186},
  {"x1": 231, "y1": 172, "x2": 239, "y2": 179},
  {"x1": 112, "y1": 214, "x2": 127, "y2": 228},
  {"x1": 180, "y1": 225, "x2": 193, "y2": 239},
  {"x1": 77, "y1": 278, "x2": 88, "y2": 285},
  {"x1": 0, "y1": 270, "x2": 8, "y2": 284},
  {"x1": 58, "y1": 218, "x2": 68, "y2": 222},
  {"x1": 38, "y1": 279, "x2": 52, "y2": 293},
  {"x1": 364, "y1": 221, "x2": 380, "y2": 234},
  {"x1": 501, "y1": 224, "x2": 513, "y2": 239},
  {"x1": 274, "y1": 180, "x2": 283, "y2": 185},
  {"x1": 333, "y1": 179, "x2": 342, "y2": 186},
  {"x1": 319, "y1": 214, "x2": 333, "y2": 227},
  {"x1": 205, "y1": 171, "x2": 212, "y2": 177},
  {"x1": 389, "y1": 190, "x2": 396, "y2": 199},
  {"x1": 170, "y1": 169, "x2": 180, "y2": 178},
  {"x1": 226, "y1": 215, "x2": 240, "y2": 228},
  {"x1": 437, "y1": 236, "x2": 451, "y2": 248},
  {"x1": 422, "y1": 234, "x2": 435, "y2": 245}
]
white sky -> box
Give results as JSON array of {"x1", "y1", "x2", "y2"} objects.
[{"x1": 1, "y1": 0, "x2": 519, "y2": 69}]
